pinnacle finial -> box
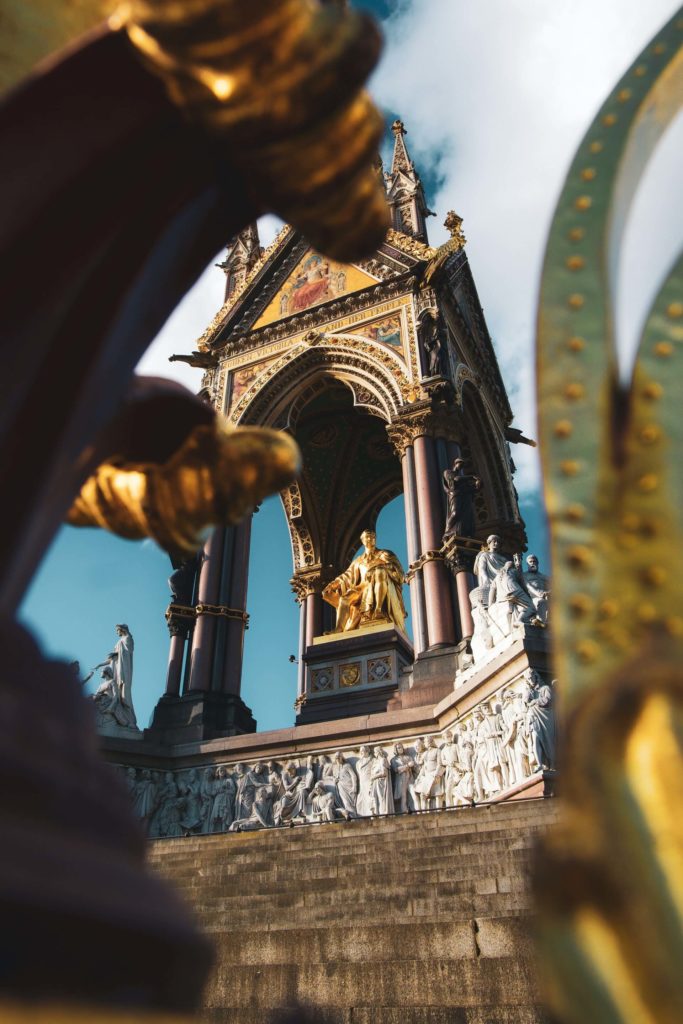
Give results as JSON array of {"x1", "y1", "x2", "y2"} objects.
[{"x1": 391, "y1": 119, "x2": 406, "y2": 136}]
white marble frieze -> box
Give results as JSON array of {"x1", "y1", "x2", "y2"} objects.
[{"x1": 118, "y1": 670, "x2": 556, "y2": 838}]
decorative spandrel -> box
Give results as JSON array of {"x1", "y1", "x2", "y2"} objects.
[{"x1": 253, "y1": 249, "x2": 379, "y2": 329}]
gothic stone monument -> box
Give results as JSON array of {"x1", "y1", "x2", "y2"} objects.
[{"x1": 101, "y1": 119, "x2": 556, "y2": 1024}]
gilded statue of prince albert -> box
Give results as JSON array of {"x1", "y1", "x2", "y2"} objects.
[{"x1": 323, "y1": 530, "x2": 407, "y2": 634}]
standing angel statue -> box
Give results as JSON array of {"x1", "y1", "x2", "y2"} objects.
[{"x1": 85, "y1": 624, "x2": 137, "y2": 730}]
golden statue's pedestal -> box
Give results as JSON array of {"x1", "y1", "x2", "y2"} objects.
[{"x1": 298, "y1": 622, "x2": 414, "y2": 726}]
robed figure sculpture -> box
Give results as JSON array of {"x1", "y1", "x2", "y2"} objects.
[{"x1": 323, "y1": 530, "x2": 406, "y2": 634}]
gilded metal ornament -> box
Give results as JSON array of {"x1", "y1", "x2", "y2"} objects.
[
  {"x1": 67, "y1": 420, "x2": 300, "y2": 558},
  {"x1": 535, "y1": 10, "x2": 683, "y2": 1022}
]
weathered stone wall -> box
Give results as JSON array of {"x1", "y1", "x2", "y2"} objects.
[{"x1": 148, "y1": 797, "x2": 557, "y2": 1023}]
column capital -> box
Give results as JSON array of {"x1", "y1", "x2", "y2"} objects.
[
  {"x1": 387, "y1": 405, "x2": 461, "y2": 457},
  {"x1": 290, "y1": 564, "x2": 330, "y2": 603}
]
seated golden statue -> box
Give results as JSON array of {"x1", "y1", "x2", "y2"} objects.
[{"x1": 322, "y1": 530, "x2": 407, "y2": 633}]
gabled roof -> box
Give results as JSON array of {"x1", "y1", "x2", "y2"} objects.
[{"x1": 196, "y1": 227, "x2": 436, "y2": 352}]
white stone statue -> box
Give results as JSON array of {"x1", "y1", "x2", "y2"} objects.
[
  {"x1": 524, "y1": 673, "x2": 557, "y2": 771},
  {"x1": 472, "y1": 709, "x2": 492, "y2": 801},
  {"x1": 391, "y1": 743, "x2": 416, "y2": 814},
  {"x1": 488, "y1": 562, "x2": 537, "y2": 633},
  {"x1": 523, "y1": 554, "x2": 551, "y2": 625},
  {"x1": 472, "y1": 535, "x2": 507, "y2": 606},
  {"x1": 414, "y1": 735, "x2": 445, "y2": 810},
  {"x1": 355, "y1": 745, "x2": 374, "y2": 817},
  {"x1": 480, "y1": 702, "x2": 507, "y2": 793},
  {"x1": 86, "y1": 624, "x2": 137, "y2": 731},
  {"x1": 369, "y1": 747, "x2": 394, "y2": 816}
]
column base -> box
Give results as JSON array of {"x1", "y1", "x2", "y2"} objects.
[{"x1": 147, "y1": 692, "x2": 256, "y2": 745}]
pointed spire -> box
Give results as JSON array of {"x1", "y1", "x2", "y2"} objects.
[
  {"x1": 217, "y1": 223, "x2": 263, "y2": 300},
  {"x1": 385, "y1": 119, "x2": 432, "y2": 243}
]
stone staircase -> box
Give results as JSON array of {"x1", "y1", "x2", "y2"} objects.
[{"x1": 148, "y1": 798, "x2": 558, "y2": 1023}]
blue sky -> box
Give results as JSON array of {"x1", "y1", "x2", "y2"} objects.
[{"x1": 19, "y1": 0, "x2": 681, "y2": 733}]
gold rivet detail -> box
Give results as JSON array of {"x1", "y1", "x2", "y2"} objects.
[
  {"x1": 570, "y1": 593, "x2": 593, "y2": 616},
  {"x1": 581, "y1": 167, "x2": 597, "y2": 180},
  {"x1": 643, "y1": 382, "x2": 663, "y2": 400},
  {"x1": 653, "y1": 43, "x2": 666, "y2": 55},
  {"x1": 665, "y1": 616, "x2": 683, "y2": 637},
  {"x1": 634, "y1": 64, "x2": 647, "y2": 77},
  {"x1": 603, "y1": 113, "x2": 617, "y2": 126},
  {"x1": 554, "y1": 419, "x2": 573, "y2": 438},
  {"x1": 568, "y1": 227, "x2": 585, "y2": 241},
  {"x1": 617, "y1": 88, "x2": 632, "y2": 102},
  {"x1": 564, "y1": 382, "x2": 585, "y2": 400},
  {"x1": 566, "y1": 255, "x2": 585, "y2": 271},
  {"x1": 599, "y1": 599, "x2": 619, "y2": 619},
  {"x1": 566, "y1": 503, "x2": 586, "y2": 522},
  {"x1": 567, "y1": 336, "x2": 586, "y2": 352},
  {"x1": 560, "y1": 460, "x2": 580, "y2": 476},
  {"x1": 568, "y1": 293, "x2": 585, "y2": 309},
  {"x1": 637, "y1": 603, "x2": 657, "y2": 623},
  {"x1": 620, "y1": 513, "x2": 640, "y2": 531},
  {"x1": 576, "y1": 639, "x2": 600, "y2": 663},
  {"x1": 654, "y1": 341, "x2": 673, "y2": 357},
  {"x1": 639, "y1": 424, "x2": 661, "y2": 445},
  {"x1": 637, "y1": 473, "x2": 658, "y2": 492},
  {"x1": 667, "y1": 302, "x2": 683, "y2": 318},
  {"x1": 642, "y1": 565, "x2": 666, "y2": 587},
  {"x1": 575, "y1": 195, "x2": 592, "y2": 210},
  {"x1": 567, "y1": 545, "x2": 592, "y2": 570},
  {"x1": 589, "y1": 141, "x2": 603, "y2": 153}
]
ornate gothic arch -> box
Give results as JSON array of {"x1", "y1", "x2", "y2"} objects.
[{"x1": 233, "y1": 336, "x2": 410, "y2": 428}]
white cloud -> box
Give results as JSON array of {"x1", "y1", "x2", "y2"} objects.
[{"x1": 370, "y1": 0, "x2": 681, "y2": 492}]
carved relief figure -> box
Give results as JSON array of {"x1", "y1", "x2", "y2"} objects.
[
  {"x1": 414, "y1": 736, "x2": 446, "y2": 810},
  {"x1": 440, "y1": 731, "x2": 460, "y2": 807},
  {"x1": 210, "y1": 766, "x2": 236, "y2": 832},
  {"x1": 370, "y1": 747, "x2": 395, "y2": 816},
  {"x1": 309, "y1": 781, "x2": 350, "y2": 823},
  {"x1": 524, "y1": 674, "x2": 557, "y2": 772},
  {"x1": 229, "y1": 785, "x2": 275, "y2": 831},
  {"x1": 322, "y1": 529, "x2": 406, "y2": 633},
  {"x1": 442, "y1": 459, "x2": 481, "y2": 542},
  {"x1": 178, "y1": 769, "x2": 203, "y2": 836},
  {"x1": 409, "y1": 737, "x2": 426, "y2": 810},
  {"x1": 274, "y1": 761, "x2": 310, "y2": 826},
  {"x1": 500, "y1": 689, "x2": 529, "y2": 786},
  {"x1": 355, "y1": 745, "x2": 374, "y2": 817},
  {"x1": 156, "y1": 772, "x2": 181, "y2": 838},
  {"x1": 331, "y1": 751, "x2": 358, "y2": 817},
  {"x1": 132, "y1": 769, "x2": 156, "y2": 829},
  {"x1": 200, "y1": 767, "x2": 216, "y2": 832},
  {"x1": 452, "y1": 726, "x2": 475, "y2": 805},
  {"x1": 391, "y1": 743, "x2": 416, "y2": 814}
]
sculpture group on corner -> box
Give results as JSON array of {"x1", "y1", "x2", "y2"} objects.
[
  {"x1": 121, "y1": 669, "x2": 556, "y2": 838},
  {"x1": 85, "y1": 624, "x2": 139, "y2": 733}
]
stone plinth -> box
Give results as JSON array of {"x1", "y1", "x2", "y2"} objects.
[
  {"x1": 147, "y1": 691, "x2": 256, "y2": 745},
  {"x1": 297, "y1": 624, "x2": 414, "y2": 725}
]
